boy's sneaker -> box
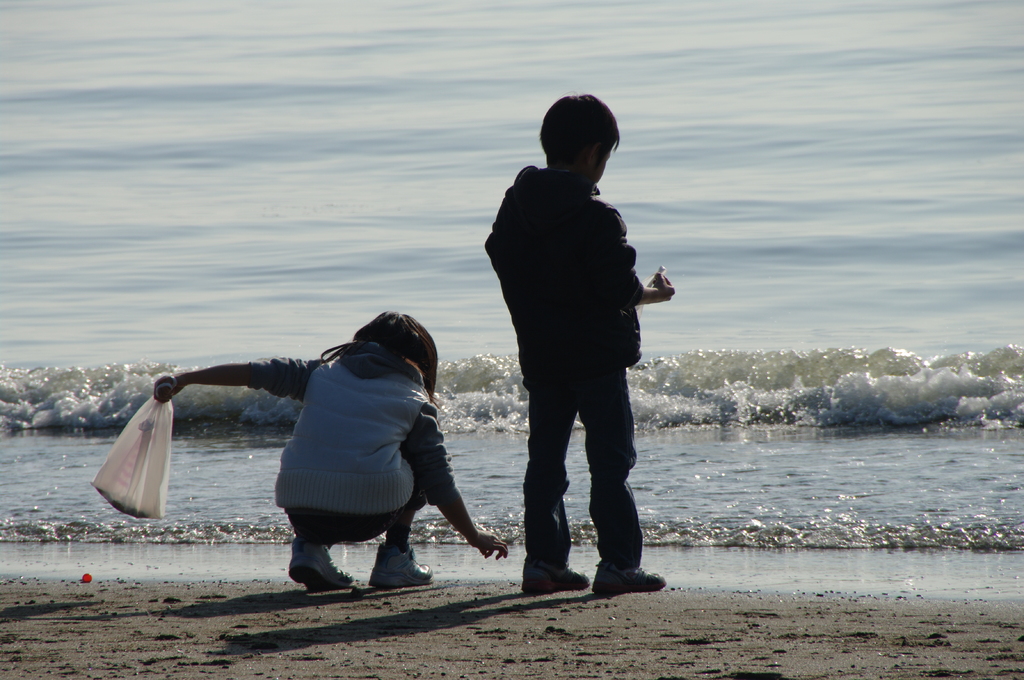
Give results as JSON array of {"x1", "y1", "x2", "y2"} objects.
[
  {"x1": 522, "y1": 557, "x2": 590, "y2": 593},
  {"x1": 592, "y1": 561, "x2": 666, "y2": 594},
  {"x1": 368, "y1": 544, "x2": 433, "y2": 588},
  {"x1": 288, "y1": 537, "x2": 354, "y2": 592}
]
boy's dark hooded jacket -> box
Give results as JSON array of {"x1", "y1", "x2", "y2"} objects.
[{"x1": 486, "y1": 166, "x2": 644, "y2": 383}]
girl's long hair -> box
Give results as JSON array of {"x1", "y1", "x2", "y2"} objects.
[{"x1": 321, "y1": 312, "x2": 439, "y2": 404}]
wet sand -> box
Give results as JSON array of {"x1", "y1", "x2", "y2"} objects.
[
  {"x1": 3, "y1": 543, "x2": 1022, "y2": 601},
  {"x1": 2, "y1": 578, "x2": 1022, "y2": 679}
]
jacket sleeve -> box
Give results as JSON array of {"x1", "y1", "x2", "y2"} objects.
[
  {"x1": 403, "y1": 402, "x2": 462, "y2": 507},
  {"x1": 581, "y1": 203, "x2": 644, "y2": 311},
  {"x1": 247, "y1": 358, "x2": 321, "y2": 402}
]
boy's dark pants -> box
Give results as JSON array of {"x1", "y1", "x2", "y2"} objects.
[{"x1": 523, "y1": 368, "x2": 642, "y2": 570}]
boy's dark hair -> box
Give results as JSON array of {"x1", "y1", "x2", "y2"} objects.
[
  {"x1": 540, "y1": 94, "x2": 620, "y2": 166},
  {"x1": 321, "y1": 311, "x2": 439, "y2": 403}
]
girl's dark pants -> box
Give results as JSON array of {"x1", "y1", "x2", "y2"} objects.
[
  {"x1": 286, "y1": 440, "x2": 425, "y2": 548},
  {"x1": 287, "y1": 492, "x2": 426, "y2": 546},
  {"x1": 287, "y1": 441, "x2": 427, "y2": 547},
  {"x1": 523, "y1": 368, "x2": 642, "y2": 570}
]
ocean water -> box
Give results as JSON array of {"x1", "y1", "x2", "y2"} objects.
[
  {"x1": 2, "y1": 352, "x2": 1023, "y2": 548},
  {"x1": 1, "y1": 1, "x2": 1022, "y2": 595}
]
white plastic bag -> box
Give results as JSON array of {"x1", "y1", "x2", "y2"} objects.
[
  {"x1": 636, "y1": 266, "x2": 667, "y2": 319},
  {"x1": 92, "y1": 397, "x2": 174, "y2": 519}
]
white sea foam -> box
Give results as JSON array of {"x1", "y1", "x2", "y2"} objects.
[
  {"x1": 3, "y1": 346, "x2": 1022, "y2": 431},
  {"x1": 2, "y1": 514, "x2": 1020, "y2": 551}
]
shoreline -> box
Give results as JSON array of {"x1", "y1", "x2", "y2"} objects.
[
  {"x1": 2, "y1": 543, "x2": 1021, "y2": 602},
  {"x1": 2, "y1": 579, "x2": 1022, "y2": 679}
]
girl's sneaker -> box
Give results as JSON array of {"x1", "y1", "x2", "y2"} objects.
[
  {"x1": 369, "y1": 544, "x2": 434, "y2": 588},
  {"x1": 522, "y1": 557, "x2": 591, "y2": 593},
  {"x1": 288, "y1": 537, "x2": 354, "y2": 592},
  {"x1": 592, "y1": 561, "x2": 666, "y2": 594}
]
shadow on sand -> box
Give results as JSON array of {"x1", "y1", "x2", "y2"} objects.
[{"x1": 163, "y1": 584, "x2": 609, "y2": 655}]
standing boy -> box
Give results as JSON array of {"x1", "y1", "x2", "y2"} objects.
[{"x1": 485, "y1": 94, "x2": 674, "y2": 594}]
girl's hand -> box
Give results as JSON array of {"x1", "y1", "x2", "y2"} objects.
[
  {"x1": 435, "y1": 499, "x2": 509, "y2": 559},
  {"x1": 153, "y1": 376, "x2": 180, "y2": 402},
  {"x1": 152, "y1": 364, "x2": 249, "y2": 402},
  {"x1": 469, "y1": 530, "x2": 508, "y2": 560}
]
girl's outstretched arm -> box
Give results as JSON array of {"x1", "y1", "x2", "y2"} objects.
[
  {"x1": 436, "y1": 498, "x2": 509, "y2": 560},
  {"x1": 154, "y1": 363, "x2": 252, "y2": 402}
]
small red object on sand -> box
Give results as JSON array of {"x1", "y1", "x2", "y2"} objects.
[{"x1": 82, "y1": 573, "x2": 92, "y2": 583}]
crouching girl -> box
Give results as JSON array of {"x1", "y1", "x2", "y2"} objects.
[{"x1": 154, "y1": 312, "x2": 507, "y2": 591}]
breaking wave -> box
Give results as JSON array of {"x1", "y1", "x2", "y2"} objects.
[{"x1": 3, "y1": 345, "x2": 1021, "y2": 432}]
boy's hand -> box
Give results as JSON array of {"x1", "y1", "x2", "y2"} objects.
[
  {"x1": 640, "y1": 272, "x2": 675, "y2": 304},
  {"x1": 469, "y1": 530, "x2": 509, "y2": 560}
]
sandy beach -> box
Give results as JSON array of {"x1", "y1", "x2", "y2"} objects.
[{"x1": 2, "y1": 578, "x2": 1022, "y2": 679}]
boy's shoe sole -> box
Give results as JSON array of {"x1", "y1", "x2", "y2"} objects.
[
  {"x1": 522, "y1": 578, "x2": 591, "y2": 594},
  {"x1": 592, "y1": 580, "x2": 666, "y2": 594},
  {"x1": 592, "y1": 563, "x2": 666, "y2": 594},
  {"x1": 522, "y1": 560, "x2": 590, "y2": 593}
]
